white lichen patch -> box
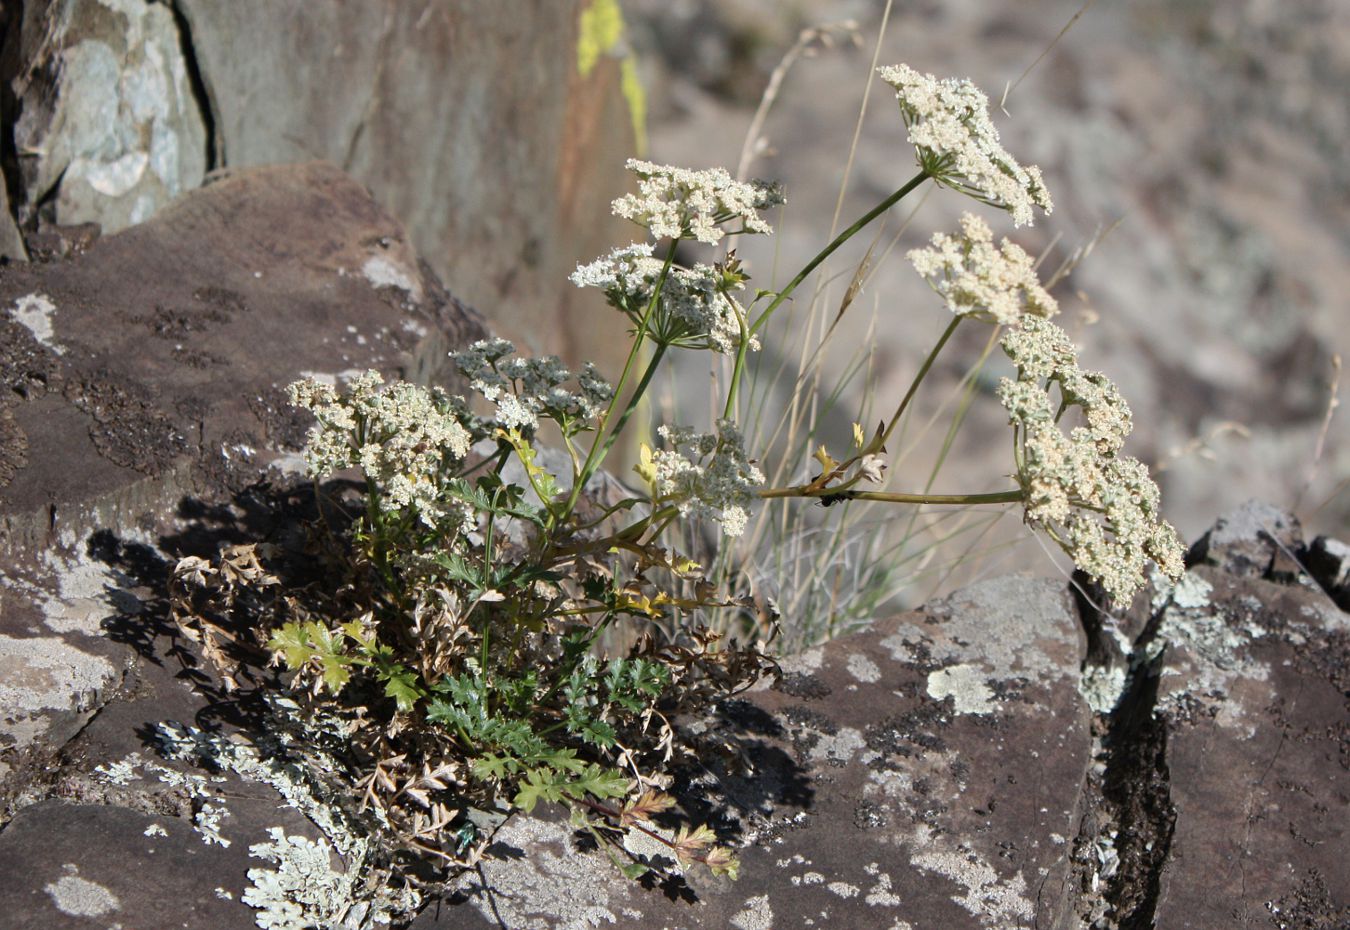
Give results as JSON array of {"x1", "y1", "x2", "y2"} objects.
[
  {"x1": 362, "y1": 255, "x2": 420, "y2": 299},
  {"x1": 1152, "y1": 570, "x2": 1213, "y2": 611},
  {"x1": 242, "y1": 828, "x2": 351, "y2": 930},
  {"x1": 807, "y1": 725, "x2": 867, "y2": 766},
  {"x1": 926, "y1": 665, "x2": 995, "y2": 715},
  {"x1": 779, "y1": 645, "x2": 824, "y2": 674},
  {"x1": 730, "y1": 894, "x2": 774, "y2": 930},
  {"x1": 864, "y1": 870, "x2": 902, "y2": 907},
  {"x1": 9, "y1": 294, "x2": 66, "y2": 354},
  {"x1": 828, "y1": 880, "x2": 860, "y2": 898},
  {"x1": 44, "y1": 866, "x2": 120, "y2": 917},
  {"x1": 458, "y1": 817, "x2": 621, "y2": 930},
  {"x1": 1155, "y1": 588, "x2": 1272, "y2": 732},
  {"x1": 152, "y1": 709, "x2": 420, "y2": 928},
  {"x1": 143, "y1": 823, "x2": 168, "y2": 837},
  {"x1": 1078, "y1": 664, "x2": 1127, "y2": 715},
  {"x1": 908, "y1": 828, "x2": 1034, "y2": 927},
  {"x1": 620, "y1": 821, "x2": 681, "y2": 872},
  {"x1": 2, "y1": 541, "x2": 150, "y2": 637},
  {"x1": 909, "y1": 577, "x2": 1080, "y2": 686},
  {"x1": 847, "y1": 652, "x2": 881, "y2": 683}
]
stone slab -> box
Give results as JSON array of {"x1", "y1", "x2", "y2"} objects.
[
  {"x1": 1151, "y1": 568, "x2": 1350, "y2": 927},
  {"x1": 0, "y1": 160, "x2": 484, "y2": 794},
  {"x1": 0, "y1": 159, "x2": 484, "y2": 552},
  {"x1": 423, "y1": 576, "x2": 1092, "y2": 930}
]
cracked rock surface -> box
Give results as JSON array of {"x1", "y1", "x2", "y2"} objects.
[
  {"x1": 0, "y1": 488, "x2": 1346, "y2": 928},
  {"x1": 0, "y1": 161, "x2": 483, "y2": 801}
]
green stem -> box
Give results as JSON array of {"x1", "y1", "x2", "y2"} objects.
[
  {"x1": 876, "y1": 315, "x2": 962, "y2": 451},
  {"x1": 722, "y1": 291, "x2": 753, "y2": 421},
  {"x1": 559, "y1": 242, "x2": 679, "y2": 526},
  {"x1": 750, "y1": 170, "x2": 930, "y2": 336},
  {"x1": 758, "y1": 486, "x2": 1022, "y2": 506},
  {"x1": 598, "y1": 344, "x2": 667, "y2": 463}
]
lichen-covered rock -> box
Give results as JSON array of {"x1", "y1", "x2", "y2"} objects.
[
  {"x1": 1145, "y1": 535, "x2": 1350, "y2": 926},
  {"x1": 1070, "y1": 503, "x2": 1349, "y2": 927},
  {"x1": 0, "y1": 160, "x2": 484, "y2": 553},
  {"x1": 0, "y1": 160, "x2": 483, "y2": 798},
  {"x1": 5, "y1": 0, "x2": 209, "y2": 233},
  {"x1": 3, "y1": 0, "x2": 638, "y2": 372},
  {"x1": 422, "y1": 576, "x2": 1092, "y2": 930},
  {"x1": 1185, "y1": 499, "x2": 1305, "y2": 579}
]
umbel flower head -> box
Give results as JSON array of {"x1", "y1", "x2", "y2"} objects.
[
  {"x1": 878, "y1": 64, "x2": 1052, "y2": 227},
  {"x1": 908, "y1": 212, "x2": 1058, "y2": 325},
  {"x1": 288, "y1": 372, "x2": 472, "y2": 529},
  {"x1": 450, "y1": 338, "x2": 614, "y2": 433},
  {"x1": 570, "y1": 243, "x2": 759, "y2": 355},
  {"x1": 998, "y1": 318, "x2": 1184, "y2": 602},
  {"x1": 612, "y1": 159, "x2": 785, "y2": 245},
  {"x1": 638, "y1": 420, "x2": 765, "y2": 537}
]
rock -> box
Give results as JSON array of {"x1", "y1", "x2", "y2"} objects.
[
  {"x1": 4, "y1": 0, "x2": 640, "y2": 370},
  {"x1": 5, "y1": 0, "x2": 209, "y2": 233},
  {"x1": 1148, "y1": 567, "x2": 1350, "y2": 927},
  {"x1": 420, "y1": 576, "x2": 1092, "y2": 929},
  {"x1": 1306, "y1": 535, "x2": 1350, "y2": 610},
  {"x1": 1186, "y1": 499, "x2": 1305, "y2": 579},
  {"x1": 0, "y1": 798, "x2": 293, "y2": 929},
  {"x1": 0, "y1": 185, "x2": 24, "y2": 263},
  {"x1": 0, "y1": 160, "x2": 483, "y2": 798},
  {"x1": 1072, "y1": 505, "x2": 1349, "y2": 927},
  {"x1": 0, "y1": 160, "x2": 483, "y2": 553}
]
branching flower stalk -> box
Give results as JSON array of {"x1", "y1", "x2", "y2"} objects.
[{"x1": 168, "y1": 61, "x2": 1183, "y2": 924}]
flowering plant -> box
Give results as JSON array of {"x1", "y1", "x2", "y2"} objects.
[{"x1": 171, "y1": 60, "x2": 1183, "y2": 919}]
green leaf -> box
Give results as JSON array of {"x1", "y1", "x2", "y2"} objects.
[
  {"x1": 267, "y1": 621, "x2": 353, "y2": 695},
  {"x1": 619, "y1": 861, "x2": 650, "y2": 881},
  {"x1": 497, "y1": 428, "x2": 562, "y2": 506},
  {"x1": 381, "y1": 665, "x2": 425, "y2": 712},
  {"x1": 267, "y1": 621, "x2": 319, "y2": 669}
]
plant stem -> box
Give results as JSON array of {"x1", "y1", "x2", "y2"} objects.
[
  {"x1": 758, "y1": 486, "x2": 1022, "y2": 506},
  {"x1": 559, "y1": 242, "x2": 679, "y2": 527},
  {"x1": 876, "y1": 315, "x2": 961, "y2": 450},
  {"x1": 750, "y1": 170, "x2": 929, "y2": 336}
]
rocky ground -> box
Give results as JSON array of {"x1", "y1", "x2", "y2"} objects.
[
  {"x1": 1, "y1": 162, "x2": 1345, "y2": 929},
  {"x1": 1, "y1": 4, "x2": 1345, "y2": 926}
]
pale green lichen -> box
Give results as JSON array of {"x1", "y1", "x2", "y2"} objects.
[
  {"x1": 151, "y1": 699, "x2": 420, "y2": 929},
  {"x1": 1078, "y1": 664, "x2": 1127, "y2": 715},
  {"x1": 44, "y1": 868, "x2": 120, "y2": 917},
  {"x1": 926, "y1": 664, "x2": 995, "y2": 715}
]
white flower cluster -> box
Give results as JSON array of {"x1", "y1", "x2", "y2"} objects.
[
  {"x1": 997, "y1": 318, "x2": 1184, "y2": 602},
  {"x1": 570, "y1": 243, "x2": 759, "y2": 355},
  {"x1": 648, "y1": 421, "x2": 764, "y2": 537},
  {"x1": 611, "y1": 159, "x2": 784, "y2": 244},
  {"x1": 288, "y1": 371, "x2": 472, "y2": 529},
  {"x1": 908, "y1": 213, "x2": 1058, "y2": 325},
  {"x1": 450, "y1": 338, "x2": 614, "y2": 432},
  {"x1": 878, "y1": 64, "x2": 1052, "y2": 227}
]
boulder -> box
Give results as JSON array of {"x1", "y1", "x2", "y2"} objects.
[
  {"x1": 0, "y1": 160, "x2": 483, "y2": 794},
  {"x1": 1147, "y1": 516, "x2": 1350, "y2": 927},
  {"x1": 3, "y1": 0, "x2": 209, "y2": 232},
  {"x1": 2, "y1": 0, "x2": 640, "y2": 369},
  {"x1": 1, "y1": 485, "x2": 1346, "y2": 927}
]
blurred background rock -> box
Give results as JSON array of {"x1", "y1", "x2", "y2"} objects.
[
  {"x1": 625, "y1": 0, "x2": 1348, "y2": 568},
  {"x1": 0, "y1": 0, "x2": 639, "y2": 374}
]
